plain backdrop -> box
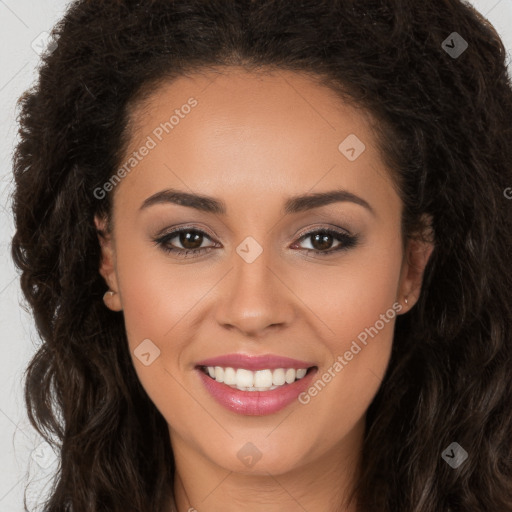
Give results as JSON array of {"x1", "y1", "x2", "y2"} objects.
[{"x1": 1, "y1": 0, "x2": 511, "y2": 510}]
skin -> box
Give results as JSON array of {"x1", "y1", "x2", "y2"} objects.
[{"x1": 95, "y1": 67, "x2": 433, "y2": 512}]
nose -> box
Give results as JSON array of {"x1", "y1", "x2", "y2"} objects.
[{"x1": 214, "y1": 245, "x2": 296, "y2": 338}]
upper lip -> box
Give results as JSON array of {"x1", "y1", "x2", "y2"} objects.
[{"x1": 195, "y1": 353, "x2": 317, "y2": 371}]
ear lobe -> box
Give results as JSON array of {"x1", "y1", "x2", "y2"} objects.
[{"x1": 94, "y1": 214, "x2": 122, "y2": 311}]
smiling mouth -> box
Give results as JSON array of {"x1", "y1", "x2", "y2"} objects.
[{"x1": 199, "y1": 365, "x2": 317, "y2": 392}]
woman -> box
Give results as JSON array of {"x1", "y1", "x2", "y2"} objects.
[{"x1": 11, "y1": 0, "x2": 512, "y2": 511}]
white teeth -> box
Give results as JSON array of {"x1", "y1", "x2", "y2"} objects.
[
  {"x1": 204, "y1": 366, "x2": 310, "y2": 391},
  {"x1": 214, "y1": 366, "x2": 224, "y2": 382},
  {"x1": 285, "y1": 368, "x2": 296, "y2": 384},
  {"x1": 236, "y1": 368, "x2": 254, "y2": 388},
  {"x1": 254, "y1": 369, "x2": 273, "y2": 388},
  {"x1": 223, "y1": 367, "x2": 236, "y2": 385},
  {"x1": 272, "y1": 368, "x2": 286, "y2": 386},
  {"x1": 296, "y1": 368, "x2": 307, "y2": 379}
]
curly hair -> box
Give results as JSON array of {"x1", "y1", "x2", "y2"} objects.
[{"x1": 11, "y1": 0, "x2": 512, "y2": 510}]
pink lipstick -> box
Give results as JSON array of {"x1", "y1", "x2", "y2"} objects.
[{"x1": 195, "y1": 353, "x2": 317, "y2": 415}]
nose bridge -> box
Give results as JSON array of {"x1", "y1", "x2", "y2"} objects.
[{"x1": 215, "y1": 237, "x2": 292, "y2": 335}]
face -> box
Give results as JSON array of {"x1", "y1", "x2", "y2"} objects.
[{"x1": 96, "y1": 67, "x2": 432, "y2": 481}]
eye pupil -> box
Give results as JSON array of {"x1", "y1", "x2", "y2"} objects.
[
  {"x1": 180, "y1": 230, "x2": 203, "y2": 249},
  {"x1": 312, "y1": 232, "x2": 333, "y2": 251}
]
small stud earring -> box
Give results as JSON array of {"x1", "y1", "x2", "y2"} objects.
[
  {"x1": 404, "y1": 296, "x2": 409, "y2": 305},
  {"x1": 103, "y1": 290, "x2": 115, "y2": 302}
]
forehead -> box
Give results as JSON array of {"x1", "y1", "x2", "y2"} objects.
[
  {"x1": 114, "y1": 67, "x2": 398, "y2": 218},
  {"x1": 130, "y1": 67, "x2": 371, "y2": 143}
]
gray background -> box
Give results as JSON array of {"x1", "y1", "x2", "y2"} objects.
[{"x1": 1, "y1": 0, "x2": 511, "y2": 510}]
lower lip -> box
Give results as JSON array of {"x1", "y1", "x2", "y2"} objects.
[{"x1": 196, "y1": 367, "x2": 317, "y2": 415}]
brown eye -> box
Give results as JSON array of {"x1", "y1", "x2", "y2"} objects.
[
  {"x1": 293, "y1": 228, "x2": 358, "y2": 255},
  {"x1": 309, "y1": 232, "x2": 336, "y2": 251},
  {"x1": 154, "y1": 228, "x2": 217, "y2": 257},
  {"x1": 178, "y1": 230, "x2": 205, "y2": 250}
]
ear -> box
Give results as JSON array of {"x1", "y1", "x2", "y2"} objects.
[
  {"x1": 94, "y1": 214, "x2": 122, "y2": 312},
  {"x1": 397, "y1": 216, "x2": 435, "y2": 313}
]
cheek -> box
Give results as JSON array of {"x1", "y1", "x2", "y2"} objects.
[
  {"x1": 114, "y1": 233, "x2": 206, "y2": 346},
  {"x1": 292, "y1": 232, "x2": 403, "y2": 340},
  {"x1": 290, "y1": 236, "x2": 402, "y2": 431},
  {"x1": 113, "y1": 245, "x2": 206, "y2": 427},
  {"x1": 112, "y1": 235, "x2": 234, "y2": 428}
]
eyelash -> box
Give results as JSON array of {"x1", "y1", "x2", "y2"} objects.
[{"x1": 153, "y1": 226, "x2": 358, "y2": 259}]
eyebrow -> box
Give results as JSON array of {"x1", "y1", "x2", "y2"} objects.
[{"x1": 139, "y1": 187, "x2": 375, "y2": 216}]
